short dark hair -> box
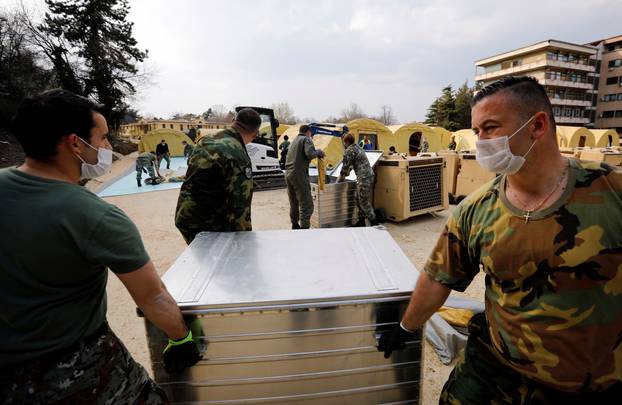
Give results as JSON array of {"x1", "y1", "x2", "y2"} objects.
[
  {"x1": 11, "y1": 89, "x2": 102, "y2": 160},
  {"x1": 472, "y1": 76, "x2": 555, "y2": 125},
  {"x1": 299, "y1": 125, "x2": 310, "y2": 134},
  {"x1": 161, "y1": 139, "x2": 165, "y2": 142},
  {"x1": 343, "y1": 133, "x2": 354, "y2": 145},
  {"x1": 389, "y1": 146, "x2": 396, "y2": 151},
  {"x1": 235, "y1": 108, "x2": 261, "y2": 132},
  {"x1": 283, "y1": 135, "x2": 289, "y2": 140}
]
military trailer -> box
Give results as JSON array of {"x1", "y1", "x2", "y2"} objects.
[{"x1": 143, "y1": 227, "x2": 423, "y2": 404}]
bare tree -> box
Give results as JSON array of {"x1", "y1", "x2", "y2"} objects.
[
  {"x1": 340, "y1": 102, "x2": 366, "y2": 122},
  {"x1": 271, "y1": 101, "x2": 297, "y2": 124},
  {"x1": 209, "y1": 104, "x2": 229, "y2": 122},
  {"x1": 377, "y1": 104, "x2": 397, "y2": 125}
]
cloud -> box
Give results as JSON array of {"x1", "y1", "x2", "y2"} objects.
[{"x1": 4, "y1": 0, "x2": 621, "y2": 122}]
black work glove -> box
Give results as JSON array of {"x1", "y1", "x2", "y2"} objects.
[
  {"x1": 377, "y1": 323, "x2": 417, "y2": 359},
  {"x1": 163, "y1": 330, "x2": 202, "y2": 374}
]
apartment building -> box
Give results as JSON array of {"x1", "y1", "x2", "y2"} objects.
[
  {"x1": 589, "y1": 35, "x2": 622, "y2": 133},
  {"x1": 474, "y1": 40, "x2": 598, "y2": 127}
]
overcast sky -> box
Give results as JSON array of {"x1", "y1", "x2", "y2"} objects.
[{"x1": 4, "y1": 0, "x2": 622, "y2": 122}]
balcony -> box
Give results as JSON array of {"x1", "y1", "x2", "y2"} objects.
[
  {"x1": 546, "y1": 59, "x2": 595, "y2": 73},
  {"x1": 475, "y1": 58, "x2": 596, "y2": 82},
  {"x1": 555, "y1": 116, "x2": 591, "y2": 124},
  {"x1": 542, "y1": 78, "x2": 594, "y2": 89},
  {"x1": 549, "y1": 98, "x2": 592, "y2": 107},
  {"x1": 475, "y1": 60, "x2": 547, "y2": 81}
]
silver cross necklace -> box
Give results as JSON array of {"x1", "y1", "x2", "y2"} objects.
[{"x1": 506, "y1": 161, "x2": 569, "y2": 223}]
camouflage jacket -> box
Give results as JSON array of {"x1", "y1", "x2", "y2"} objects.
[
  {"x1": 424, "y1": 158, "x2": 622, "y2": 392},
  {"x1": 175, "y1": 128, "x2": 253, "y2": 244},
  {"x1": 137, "y1": 152, "x2": 156, "y2": 164},
  {"x1": 284, "y1": 134, "x2": 321, "y2": 175},
  {"x1": 340, "y1": 143, "x2": 373, "y2": 182}
]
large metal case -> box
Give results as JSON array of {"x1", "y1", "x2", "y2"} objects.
[
  {"x1": 373, "y1": 156, "x2": 448, "y2": 222},
  {"x1": 310, "y1": 151, "x2": 384, "y2": 228},
  {"x1": 579, "y1": 148, "x2": 622, "y2": 166},
  {"x1": 437, "y1": 150, "x2": 459, "y2": 201},
  {"x1": 144, "y1": 228, "x2": 422, "y2": 404},
  {"x1": 310, "y1": 179, "x2": 358, "y2": 228},
  {"x1": 454, "y1": 153, "x2": 496, "y2": 199}
]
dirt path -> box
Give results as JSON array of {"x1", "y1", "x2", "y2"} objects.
[{"x1": 100, "y1": 158, "x2": 485, "y2": 404}]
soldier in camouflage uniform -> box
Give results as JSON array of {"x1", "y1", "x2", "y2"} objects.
[
  {"x1": 136, "y1": 151, "x2": 158, "y2": 187},
  {"x1": 378, "y1": 77, "x2": 622, "y2": 403},
  {"x1": 284, "y1": 125, "x2": 325, "y2": 229},
  {"x1": 175, "y1": 108, "x2": 261, "y2": 244},
  {"x1": 338, "y1": 133, "x2": 377, "y2": 226}
]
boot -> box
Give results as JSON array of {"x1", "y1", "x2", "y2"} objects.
[
  {"x1": 353, "y1": 218, "x2": 366, "y2": 227},
  {"x1": 137, "y1": 179, "x2": 142, "y2": 187},
  {"x1": 292, "y1": 222, "x2": 301, "y2": 230}
]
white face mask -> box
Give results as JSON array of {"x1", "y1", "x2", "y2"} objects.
[
  {"x1": 75, "y1": 138, "x2": 113, "y2": 179},
  {"x1": 475, "y1": 115, "x2": 536, "y2": 175}
]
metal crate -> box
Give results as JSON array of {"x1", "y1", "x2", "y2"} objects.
[{"x1": 144, "y1": 228, "x2": 422, "y2": 404}]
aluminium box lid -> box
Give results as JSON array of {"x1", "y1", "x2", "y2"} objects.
[{"x1": 162, "y1": 227, "x2": 419, "y2": 312}]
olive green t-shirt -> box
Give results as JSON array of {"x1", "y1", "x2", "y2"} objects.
[{"x1": 0, "y1": 168, "x2": 150, "y2": 366}]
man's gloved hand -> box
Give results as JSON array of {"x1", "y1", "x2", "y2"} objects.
[
  {"x1": 317, "y1": 150, "x2": 326, "y2": 158},
  {"x1": 163, "y1": 330, "x2": 202, "y2": 374},
  {"x1": 377, "y1": 322, "x2": 417, "y2": 359}
]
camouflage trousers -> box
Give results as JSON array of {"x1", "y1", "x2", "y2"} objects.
[
  {"x1": 136, "y1": 158, "x2": 156, "y2": 182},
  {"x1": 440, "y1": 313, "x2": 622, "y2": 405},
  {"x1": 0, "y1": 324, "x2": 167, "y2": 405},
  {"x1": 285, "y1": 172, "x2": 313, "y2": 229},
  {"x1": 356, "y1": 177, "x2": 375, "y2": 221}
]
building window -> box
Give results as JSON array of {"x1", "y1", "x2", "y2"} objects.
[
  {"x1": 547, "y1": 51, "x2": 558, "y2": 61},
  {"x1": 512, "y1": 59, "x2": 521, "y2": 67},
  {"x1": 606, "y1": 76, "x2": 619, "y2": 85},
  {"x1": 616, "y1": 110, "x2": 622, "y2": 118},
  {"x1": 553, "y1": 106, "x2": 561, "y2": 116},
  {"x1": 603, "y1": 111, "x2": 615, "y2": 118},
  {"x1": 573, "y1": 108, "x2": 582, "y2": 117},
  {"x1": 608, "y1": 59, "x2": 622, "y2": 69},
  {"x1": 618, "y1": 93, "x2": 622, "y2": 101},
  {"x1": 162, "y1": 124, "x2": 165, "y2": 128}
]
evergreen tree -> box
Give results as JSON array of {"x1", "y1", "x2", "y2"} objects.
[
  {"x1": 424, "y1": 98, "x2": 440, "y2": 126},
  {"x1": 454, "y1": 82, "x2": 473, "y2": 129},
  {"x1": 40, "y1": 0, "x2": 147, "y2": 131},
  {"x1": 424, "y1": 82, "x2": 478, "y2": 131}
]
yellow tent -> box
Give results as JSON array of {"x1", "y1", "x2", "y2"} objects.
[
  {"x1": 259, "y1": 122, "x2": 290, "y2": 139},
  {"x1": 431, "y1": 126, "x2": 453, "y2": 150},
  {"x1": 453, "y1": 129, "x2": 478, "y2": 151},
  {"x1": 346, "y1": 118, "x2": 392, "y2": 153},
  {"x1": 277, "y1": 125, "x2": 302, "y2": 159},
  {"x1": 591, "y1": 129, "x2": 620, "y2": 148},
  {"x1": 387, "y1": 123, "x2": 442, "y2": 153},
  {"x1": 556, "y1": 126, "x2": 595, "y2": 148},
  {"x1": 138, "y1": 128, "x2": 194, "y2": 156},
  {"x1": 311, "y1": 135, "x2": 344, "y2": 169}
]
